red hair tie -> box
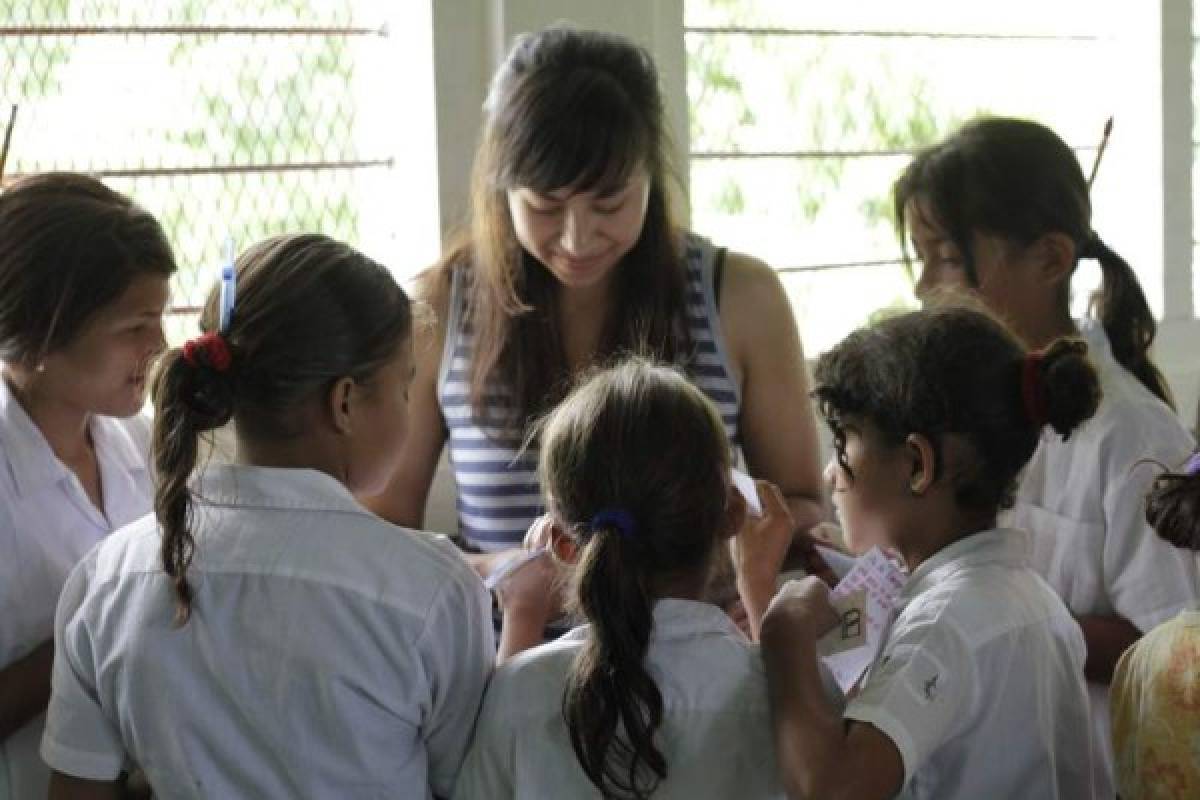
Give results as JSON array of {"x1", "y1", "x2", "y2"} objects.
[
  {"x1": 182, "y1": 332, "x2": 233, "y2": 372},
  {"x1": 1021, "y1": 351, "x2": 1048, "y2": 427}
]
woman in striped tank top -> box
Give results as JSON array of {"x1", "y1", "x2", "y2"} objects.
[{"x1": 366, "y1": 25, "x2": 826, "y2": 631}]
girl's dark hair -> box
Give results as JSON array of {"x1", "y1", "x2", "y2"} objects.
[
  {"x1": 1144, "y1": 456, "x2": 1200, "y2": 551},
  {"x1": 537, "y1": 359, "x2": 729, "y2": 800},
  {"x1": 441, "y1": 24, "x2": 687, "y2": 435},
  {"x1": 894, "y1": 116, "x2": 1174, "y2": 408},
  {"x1": 151, "y1": 234, "x2": 412, "y2": 623},
  {"x1": 0, "y1": 172, "x2": 176, "y2": 364},
  {"x1": 814, "y1": 306, "x2": 1102, "y2": 513}
]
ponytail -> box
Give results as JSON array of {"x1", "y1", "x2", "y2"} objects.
[
  {"x1": 1031, "y1": 337, "x2": 1102, "y2": 441},
  {"x1": 151, "y1": 339, "x2": 235, "y2": 625},
  {"x1": 1083, "y1": 235, "x2": 1175, "y2": 409},
  {"x1": 563, "y1": 529, "x2": 666, "y2": 800}
]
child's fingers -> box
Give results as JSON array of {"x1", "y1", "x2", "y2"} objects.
[
  {"x1": 522, "y1": 514, "x2": 554, "y2": 551},
  {"x1": 755, "y1": 480, "x2": 790, "y2": 522},
  {"x1": 768, "y1": 576, "x2": 840, "y2": 635}
]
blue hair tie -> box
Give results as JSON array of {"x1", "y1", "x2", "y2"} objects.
[
  {"x1": 1184, "y1": 453, "x2": 1200, "y2": 476},
  {"x1": 590, "y1": 509, "x2": 637, "y2": 539}
]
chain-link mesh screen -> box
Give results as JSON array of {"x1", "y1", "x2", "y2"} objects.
[{"x1": 1, "y1": 0, "x2": 393, "y2": 322}]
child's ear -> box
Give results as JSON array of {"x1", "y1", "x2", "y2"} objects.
[
  {"x1": 723, "y1": 484, "x2": 747, "y2": 540},
  {"x1": 904, "y1": 433, "x2": 937, "y2": 496},
  {"x1": 327, "y1": 376, "x2": 356, "y2": 435},
  {"x1": 1034, "y1": 232, "x2": 1077, "y2": 288}
]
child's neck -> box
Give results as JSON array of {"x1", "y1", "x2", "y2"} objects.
[
  {"x1": 2, "y1": 367, "x2": 93, "y2": 466},
  {"x1": 234, "y1": 429, "x2": 352, "y2": 489},
  {"x1": 895, "y1": 508, "x2": 998, "y2": 574},
  {"x1": 650, "y1": 569, "x2": 711, "y2": 604},
  {"x1": 1014, "y1": 307, "x2": 1078, "y2": 352}
]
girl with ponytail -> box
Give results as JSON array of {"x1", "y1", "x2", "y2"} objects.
[
  {"x1": 894, "y1": 116, "x2": 1199, "y2": 797},
  {"x1": 757, "y1": 306, "x2": 1098, "y2": 799},
  {"x1": 41, "y1": 235, "x2": 493, "y2": 799},
  {"x1": 454, "y1": 359, "x2": 795, "y2": 799}
]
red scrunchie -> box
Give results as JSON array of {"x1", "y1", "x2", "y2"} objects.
[
  {"x1": 1021, "y1": 351, "x2": 1048, "y2": 427},
  {"x1": 182, "y1": 332, "x2": 233, "y2": 372}
]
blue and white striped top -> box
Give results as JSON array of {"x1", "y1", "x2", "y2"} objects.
[{"x1": 437, "y1": 233, "x2": 742, "y2": 552}]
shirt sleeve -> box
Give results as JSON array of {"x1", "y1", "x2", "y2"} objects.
[
  {"x1": 418, "y1": 555, "x2": 494, "y2": 798},
  {"x1": 844, "y1": 613, "x2": 976, "y2": 788},
  {"x1": 38, "y1": 550, "x2": 126, "y2": 781},
  {"x1": 450, "y1": 670, "x2": 516, "y2": 800},
  {"x1": 1101, "y1": 418, "x2": 1199, "y2": 632},
  {"x1": 0, "y1": 501, "x2": 30, "y2": 666}
]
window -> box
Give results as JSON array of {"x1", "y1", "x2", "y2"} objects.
[
  {"x1": 1, "y1": 0, "x2": 437, "y2": 342},
  {"x1": 685, "y1": 0, "x2": 1157, "y2": 353}
]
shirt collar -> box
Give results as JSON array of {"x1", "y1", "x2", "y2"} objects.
[
  {"x1": 563, "y1": 597, "x2": 741, "y2": 643},
  {"x1": 89, "y1": 414, "x2": 149, "y2": 476},
  {"x1": 193, "y1": 464, "x2": 374, "y2": 519},
  {"x1": 0, "y1": 377, "x2": 71, "y2": 497},
  {"x1": 902, "y1": 528, "x2": 1030, "y2": 602}
]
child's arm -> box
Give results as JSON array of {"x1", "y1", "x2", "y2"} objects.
[
  {"x1": 733, "y1": 481, "x2": 798, "y2": 640},
  {"x1": 1076, "y1": 614, "x2": 1141, "y2": 683},
  {"x1": 0, "y1": 639, "x2": 52, "y2": 740},
  {"x1": 47, "y1": 771, "x2": 120, "y2": 800},
  {"x1": 495, "y1": 552, "x2": 563, "y2": 662},
  {"x1": 760, "y1": 578, "x2": 904, "y2": 800}
]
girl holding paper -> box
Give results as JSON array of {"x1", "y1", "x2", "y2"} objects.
[{"x1": 754, "y1": 307, "x2": 1097, "y2": 799}]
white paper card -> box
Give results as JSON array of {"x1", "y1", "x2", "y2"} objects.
[
  {"x1": 484, "y1": 547, "x2": 546, "y2": 591},
  {"x1": 730, "y1": 468, "x2": 762, "y2": 516},
  {"x1": 820, "y1": 548, "x2": 907, "y2": 693},
  {"x1": 817, "y1": 588, "x2": 868, "y2": 656}
]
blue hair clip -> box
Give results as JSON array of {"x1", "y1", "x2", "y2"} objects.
[
  {"x1": 218, "y1": 237, "x2": 237, "y2": 334},
  {"x1": 1184, "y1": 453, "x2": 1200, "y2": 477},
  {"x1": 590, "y1": 509, "x2": 637, "y2": 539}
]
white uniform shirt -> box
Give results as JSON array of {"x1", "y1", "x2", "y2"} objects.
[
  {"x1": 0, "y1": 378, "x2": 152, "y2": 800},
  {"x1": 1005, "y1": 318, "x2": 1200, "y2": 797},
  {"x1": 454, "y1": 598, "x2": 788, "y2": 800},
  {"x1": 40, "y1": 465, "x2": 493, "y2": 800},
  {"x1": 845, "y1": 529, "x2": 1093, "y2": 800}
]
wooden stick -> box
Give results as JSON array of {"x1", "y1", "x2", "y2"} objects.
[
  {"x1": 1087, "y1": 116, "x2": 1113, "y2": 191},
  {"x1": 0, "y1": 104, "x2": 17, "y2": 184}
]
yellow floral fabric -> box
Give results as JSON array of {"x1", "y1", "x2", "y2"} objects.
[{"x1": 1111, "y1": 611, "x2": 1200, "y2": 800}]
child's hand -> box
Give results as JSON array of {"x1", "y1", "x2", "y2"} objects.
[
  {"x1": 761, "y1": 576, "x2": 841, "y2": 645},
  {"x1": 494, "y1": 550, "x2": 564, "y2": 625},
  {"x1": 732, "y1": 480, "x2": 795, "y2": 640},
  {"x1": 522, "y1": 513, "x2": 556, "y2": 551}
]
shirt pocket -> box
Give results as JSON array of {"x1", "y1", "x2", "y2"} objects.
[{"x1": 1006, "y1": 501, "x2": 1106, "y2": 615}]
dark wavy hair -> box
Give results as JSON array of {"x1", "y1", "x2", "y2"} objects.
[
  {"x1": 437, "y1": 25, "x2": 689, "y2": 438},
  {"x1": 1144, "y1": 455, "x2": 1200, "y2": 551},
  {"x1": 0, "y1": 172, "x2": 176, "y2": 364},
  {"x1": 814, "y1": 306, "x2": 1101, "y2": 513},
  {"x1": 895, "y1": 116, "x2": 1173, "y2": 408}
]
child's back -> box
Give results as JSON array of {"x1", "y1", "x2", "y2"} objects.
[
  {"x1": 457, "y1": 597, "x2": 783, "y2": 799},
  {"x1": 40, "y1": 235, "x2": 493, "y2": 800},
  {"x1": 46, "y1": 465, "x2": 489, "y2": 798}
]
